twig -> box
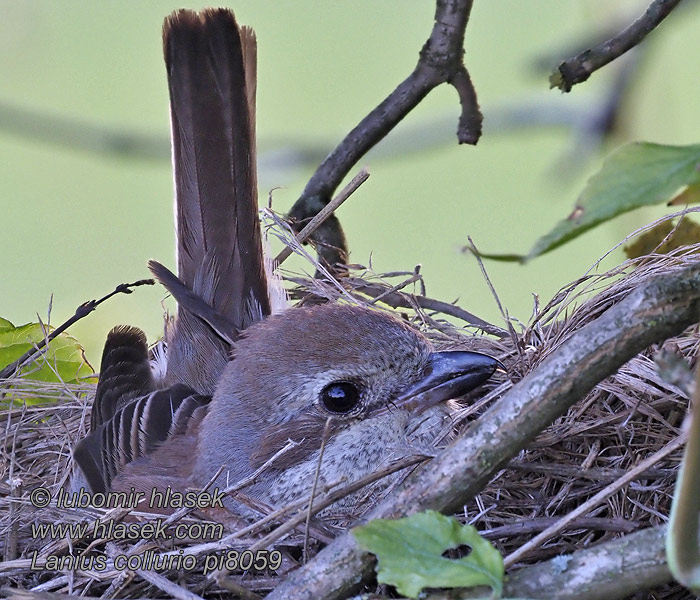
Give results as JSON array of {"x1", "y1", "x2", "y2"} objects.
[
  {"x1": 480, "y1": 516, "x2": 639, "y2": 540},
  {"x1": 552, "y1": 0, "x2": 684, "y2": 92},
  {"x1": 544, "y1": 440, "x2": 599, "y2": 515},
  {"x1": 304, "y1": 418, "x2": 332, "y2": 563},
  {"x1": 288, "y1": 0, "x2": 482, "y2": 268},
  {"x1": 215, "y1": 577, "x2": 261, "y2": 600},
  {"x1": 2, "y1": 589, "x2": 105, "y2": 600},
  {"x1": 266, "y1": 263, "x2": 700, "y2": 599},
  {"x1": 0, "y1": 100, "x2": 169, "y2": 162},
  {"x1": 3, "y1": 477, "x2": 21, "y2": 561},
  {"x1": 224, "y1": 440, "x2": 299, "y2": 496},
  {"x1": 467, "y1": 236, "x2": 515, "y2": 341},
  {"x1": 86, "y1": 480, "x2": 208, "y2": 598},
  {"x1": 366, "y1": 267, "x2": 422, "y2": 306},
  {"x1": 38, "y1": 506, "x2": 133, "y2": 559},
  {"x1": 507, "y1": 460, "x2": 675, "y2": 481},
  {"x1": 0, "y1": 279, "x2": 154, "y2": 380},
  {"x1": 352, "y1": 280, "x2": 507, "y2": 337},
  {"x1": 91, "y1": 467, "x2": 226, "y2": 597},
  {"x1": 215, "y1": 480, "x2": 339, "y2": 547},
  {"x1": 104, "y1": 543, "x2": 204, "y2": 600},
  {"x1": 227, "y1": 491, "x2": 337, "y2": 544},
  {"x1": 274, "y1": 169, "x2": 369, "y2": 267},
  {"x1": 124, "y1": 447, "x2": 308, "y2": 580},
  {"x1": 267, "y1": 210, "x2": 352, "y2": 290}
]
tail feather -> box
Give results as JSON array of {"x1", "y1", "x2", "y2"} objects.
[
  {"x1": 73, "y1": 8, "x2": 261, "y2": 493},
  {"x1": 160, "y1": 9, "x2": 271, "y2": 392}
]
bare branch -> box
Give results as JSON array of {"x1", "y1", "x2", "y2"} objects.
[
  {"x1": 352, "y1": 280, "x2": 507, "y2": 338},
  {"x1": 552, "y1": 0, "x2": 684, "y2": 92},
  {"x1": 0, "y1": 100, "x2": 168, "y2": 162},
  {"x1": 288, "y1": 0, "x2": 482, "y2": 268},
  {"x1": 0, "y1": 279, "x2": 154, "y2": 380},
  {"x1": 274, "y1": 169, "x2": 369, "y2": 267},
  {"x1": 451, "y1": 65, "x2": 481, "y2": 144}
]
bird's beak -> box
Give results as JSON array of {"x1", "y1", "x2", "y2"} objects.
[{"x1": 395, "y1": 351, "x2": 504, "y2": 413}]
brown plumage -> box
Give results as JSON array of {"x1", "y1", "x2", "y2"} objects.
[
  {"x1": 156, "y1": 9, "x2": 270, "y2": 395},
  {"x1": 72, "y1": 8, "x2": 501, "y2": 513}
]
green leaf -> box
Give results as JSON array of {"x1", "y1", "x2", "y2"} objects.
[
  {"x1": 526, "y1": 142, "x2": 700, "y2": 260},
  {"x1": 0, "y1": 318, "x2": 95, "y2": 405},
  {"x1": 353, "y1": 510, "x2": 503, "y2": 598},
  {"x1": 0, "y1": 317, "x2": 14, "y2": 333}
]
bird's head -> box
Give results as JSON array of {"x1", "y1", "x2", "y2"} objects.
[{"x1": 197, "y1": 304, "x2": 501, "y2": 502}]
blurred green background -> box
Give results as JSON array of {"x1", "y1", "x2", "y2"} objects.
[{"x1": 2, "y1": 1, "x2": 699, "y2": 367}]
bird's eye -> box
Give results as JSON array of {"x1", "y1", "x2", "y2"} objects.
[{"x1": 320, "y1": 381, "x2": 361, "y2": 413}]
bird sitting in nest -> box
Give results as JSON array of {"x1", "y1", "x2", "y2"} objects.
[{"x1": 72, "y1": 8, "x2": 500, "y2": 518}]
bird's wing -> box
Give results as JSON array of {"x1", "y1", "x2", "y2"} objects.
[
  {"x1": 154, "y1": 9, "x2": 271, "y2": 394},
  {"x1": 88, "y1": 325, "x2": 154, "y2": 429},
  {"x1": 73, "y1": 326, "x2": 210, "y2": 493}
]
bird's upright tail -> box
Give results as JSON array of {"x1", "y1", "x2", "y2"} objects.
[{"x1": 152, "y1": 9, "x2": 271, "y2": 394}]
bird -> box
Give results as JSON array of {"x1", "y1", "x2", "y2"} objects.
[{"x1": 72, "y1": 8, "x2": 501, "y2": 515}]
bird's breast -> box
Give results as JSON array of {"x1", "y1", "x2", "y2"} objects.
[{"x1": 259, "y1": 410, "x2": 412, "y2": 508}]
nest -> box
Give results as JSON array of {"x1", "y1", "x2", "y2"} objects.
[{"x1": 2, "y1": 218, "x2": 698, "y2": 599}]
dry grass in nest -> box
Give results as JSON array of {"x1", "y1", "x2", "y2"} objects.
[{"x1": 2, "y1": 219, "x2": 699, "y2": 599}]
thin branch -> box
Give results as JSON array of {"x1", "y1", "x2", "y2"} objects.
[
  {"x1": 288, "y1": 0, "x2": 482, "y2": 268},
  {"x1": 366, "y1": 268, "x2": 422, "y2": 306},
  {"x1": 480, "y1": 516, "x2": 639, "y2": 540},
  {"x1": 304, "y1": 418, "x2": 332, "y2": 563},
  {"x1": 3, "y1": 477, "x2": 21, "y2": 561},
  {"x1": 0, "y1": 279, "x2": 154, "y2": 380},
  {"x1": 352, "y1": 280, "x2": 507, "y2": 338},
  {"x1": 216, "y1": 578, "x2": 262, "y2": 600},
  {"x1": 1, "y1": 589, "x2": 103, "y2": 600},
  {"x1": 467, "y1": 236, "x2": 515, "y2": 340},
  {"x1": 104, "y1": 543, "x2": 205, "y2": 600},
  {"x1": 507, "y1": 460, "x2": 675, "y2": 481},
  {"x1": 552, "y1": 0, "x2": 684, "y2": 92},
  {"x1": 266, "y1": 263, "x2": 700, "y2": 600},
  {"x1": 0, "y1": 100, "x2": 169, "y2": 161},
  {"x1": 451, "y1": 66, "x2": 481, "y2": 144},
  {"x1": 274, "y1": 169, "x2": 369, "y2": 267}
]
